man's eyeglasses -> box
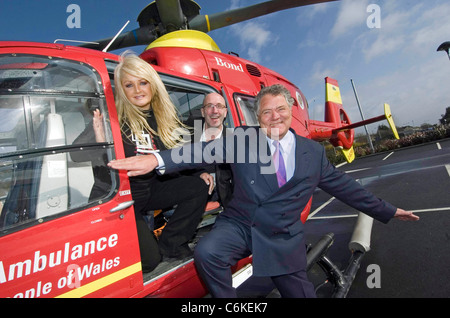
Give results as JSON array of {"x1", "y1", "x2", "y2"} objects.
[{"x1": 203, "y1": 103, "x2": 227, "y2": 110}]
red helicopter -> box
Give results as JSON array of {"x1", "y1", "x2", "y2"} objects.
[{"x1": 0, "y1": 0, "x2": 398, "y2": 298}]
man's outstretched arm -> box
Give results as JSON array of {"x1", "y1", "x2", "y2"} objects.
[{"x1": 108, "y1": 154, "x2": 159, "y2": 177}]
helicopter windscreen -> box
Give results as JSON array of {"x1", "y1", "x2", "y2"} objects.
[{"x1": 0, "y1": 54, "x2": 116, "y2": 235}]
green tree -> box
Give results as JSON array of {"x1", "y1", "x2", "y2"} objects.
[{"x1": 440, "y1": 107, "x2": 450, "y2": 125}]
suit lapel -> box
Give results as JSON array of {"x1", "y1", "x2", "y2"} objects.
[
  {"x1": 288, "y1": 134, "x2": 311, "y2": 187},
  {"x1": 259, "y1": 136, "x2": 279, "y2": 195}
]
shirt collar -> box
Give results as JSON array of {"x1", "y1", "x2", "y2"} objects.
[
  {"x1": 266, "y1": 130, "x2": 295, "y2": 154},
  {"x1": 200, "y1": 124, "x2": 223, "y2": 142}
]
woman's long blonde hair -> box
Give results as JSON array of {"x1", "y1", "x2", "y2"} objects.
[{"x1": 114, "y1": 52, "x2": 188, "y2": 149}]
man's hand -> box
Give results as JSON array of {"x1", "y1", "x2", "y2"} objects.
[
  {"x1": 199, "y1": 172, "x2": 215, "y2": 195},
  {"x1": 394, "y1": 208, "x2": 419, "y2": 221},
  {"x1": 108, "y1": 154, "x2": 158, "y2": 177}
]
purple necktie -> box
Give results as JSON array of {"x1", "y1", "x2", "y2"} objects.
[{"x1": 273, "y1": 140, "x2": 287, "y2": 187}]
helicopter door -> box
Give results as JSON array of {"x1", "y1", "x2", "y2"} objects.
[{"x1": 0, "y1": 54, "x2": 142, "y2": 298}]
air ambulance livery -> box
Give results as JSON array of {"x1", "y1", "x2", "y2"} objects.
[{"x1": 0, "y1": 28, "x2": 397, "y2": 297}]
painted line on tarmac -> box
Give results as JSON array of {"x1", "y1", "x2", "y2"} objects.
[
  {"x1": 308, "y1": 197, "x2": 336, "y2": 219},
  {"x1": 309, "y1": 207, "x2": 450, "y2": 220},
  {"x1": 410, "y1": 207, "x2": 450, "y2": 213},
  {"x1": 345, "y1": 167, "x2": 372, "y2": 173},
  {"x1": 309, "y1": 214, "x2": 357, "y2": 220},
  {"x1": 382, "y1": 151, "x2": 394, "y2": 160}
]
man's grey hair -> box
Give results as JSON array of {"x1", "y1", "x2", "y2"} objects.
[{"x1": 254, "y1": 84, "x2": 295, "y2": 115}]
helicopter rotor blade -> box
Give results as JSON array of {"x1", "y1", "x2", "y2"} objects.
[
  {"x1": 155, "y1": 0, "x2": 186, "y2": 32},
  {"x1": 189, "y1": 0, "x2": 337, "y2": 32},
  {"x1": 81, "y1": 0, "x2": 338, "y2": 51}
]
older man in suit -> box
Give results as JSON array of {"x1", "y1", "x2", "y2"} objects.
[{"x1": 108, "y1": 84, "x2": 419, "y2": 298}]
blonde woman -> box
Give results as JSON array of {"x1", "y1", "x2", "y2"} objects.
[
  {"x1": 114, "y1": 53, "x2": 188, "y2": 150},
  {"x1": 113, "y1": 53, "x2": 211, "y2": 271},
  {"x1": 72, "y1": 53, "x2": 208, "y2": 273}
]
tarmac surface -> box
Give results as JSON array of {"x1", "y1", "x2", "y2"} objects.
[{"x1": 237, "y1": 138, "x2": 450, "y2": 298}]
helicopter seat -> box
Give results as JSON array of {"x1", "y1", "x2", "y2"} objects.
[
  {"x1": 61, "y1": 112, "x2": 95, "y2": 208},
  {"x1": 35, "y1": 113, "x2": 69, "y2": 219}
]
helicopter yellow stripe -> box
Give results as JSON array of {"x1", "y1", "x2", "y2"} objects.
[
  {"x1": 205, "y1": 14, "x2": 211, "y2": 32},
  {"x1": 55, "y1": 262, "x2": 141, "y2": 298},
  {"x1": 325, "y1": 82, "x2": 342, "y2": 105}
]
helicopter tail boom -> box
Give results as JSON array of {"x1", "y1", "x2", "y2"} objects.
[
  {"x1": 310, "y1": 77, "x2": 355, "y2": 149},
  {"x1": 310, "y1": 77, "x2": 399, "y2": 163}
]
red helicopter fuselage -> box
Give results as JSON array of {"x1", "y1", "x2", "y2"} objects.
[{"x1": 0, "y1": 40, "x2": 361, "y2": 298}]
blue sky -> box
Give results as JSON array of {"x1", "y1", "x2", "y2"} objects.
[{"x1": 1, "y1": 0, "x2": 449, "y2": 134}]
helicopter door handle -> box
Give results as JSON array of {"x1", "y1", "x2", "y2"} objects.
[{"x1": 110, "y1": 200, "x2": 134, "y2": 213}]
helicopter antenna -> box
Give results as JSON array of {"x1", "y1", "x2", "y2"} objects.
[
  {"x1": 102, "y1": 20, "x2": 130, "y2": 52},
  {"x1": 54, "y1": 39, "x2": 99, "y2": 45}
]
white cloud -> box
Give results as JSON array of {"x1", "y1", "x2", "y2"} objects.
[
  {"x1": 327, "y1": 1, "x2": 450, "y2": 128},
  {"x1": 296, "y1": 1, "x2": 330, "y2": 24},
  {"x1": 230, "y1": 21, "x2": 277, "y2": 62},
  {"x1": 362, "y1": 33, "x2": 404, "y2": 61},
  {"x1": 331, "y1": 0, "x2": 370, "y2": 38},
  {"x1": 340, "y1": 55, "x2": 450, "y2": 128},
  {"x1": 411, "y1": 3, "x2": 450, "y2": 51},
  {"x1": 360, "y1": 2, "x2": 450, "y2": 61},
  {"x1": 310, "y1": 61, "x2": 341, "y2": 83},
  {"x1": 227, "y1": 0, "x2": 242, "y2": 11},
  {"x1": 359, "y1": 5, "x2": 414, "y2": 61}
]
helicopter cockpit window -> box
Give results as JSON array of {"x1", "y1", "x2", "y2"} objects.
[
  {"x1": 0, "y1": 54, "x2": 116, "y2": 235},
  {"x1": 165, "y1": 86, "x2": 205, "y2": 123},
  {"x1": 234, "y1": 94, "x2": 258, "y2": 126},
  {"x1": 163, "y1": 85, "x2": 233, "y2": 133}
]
